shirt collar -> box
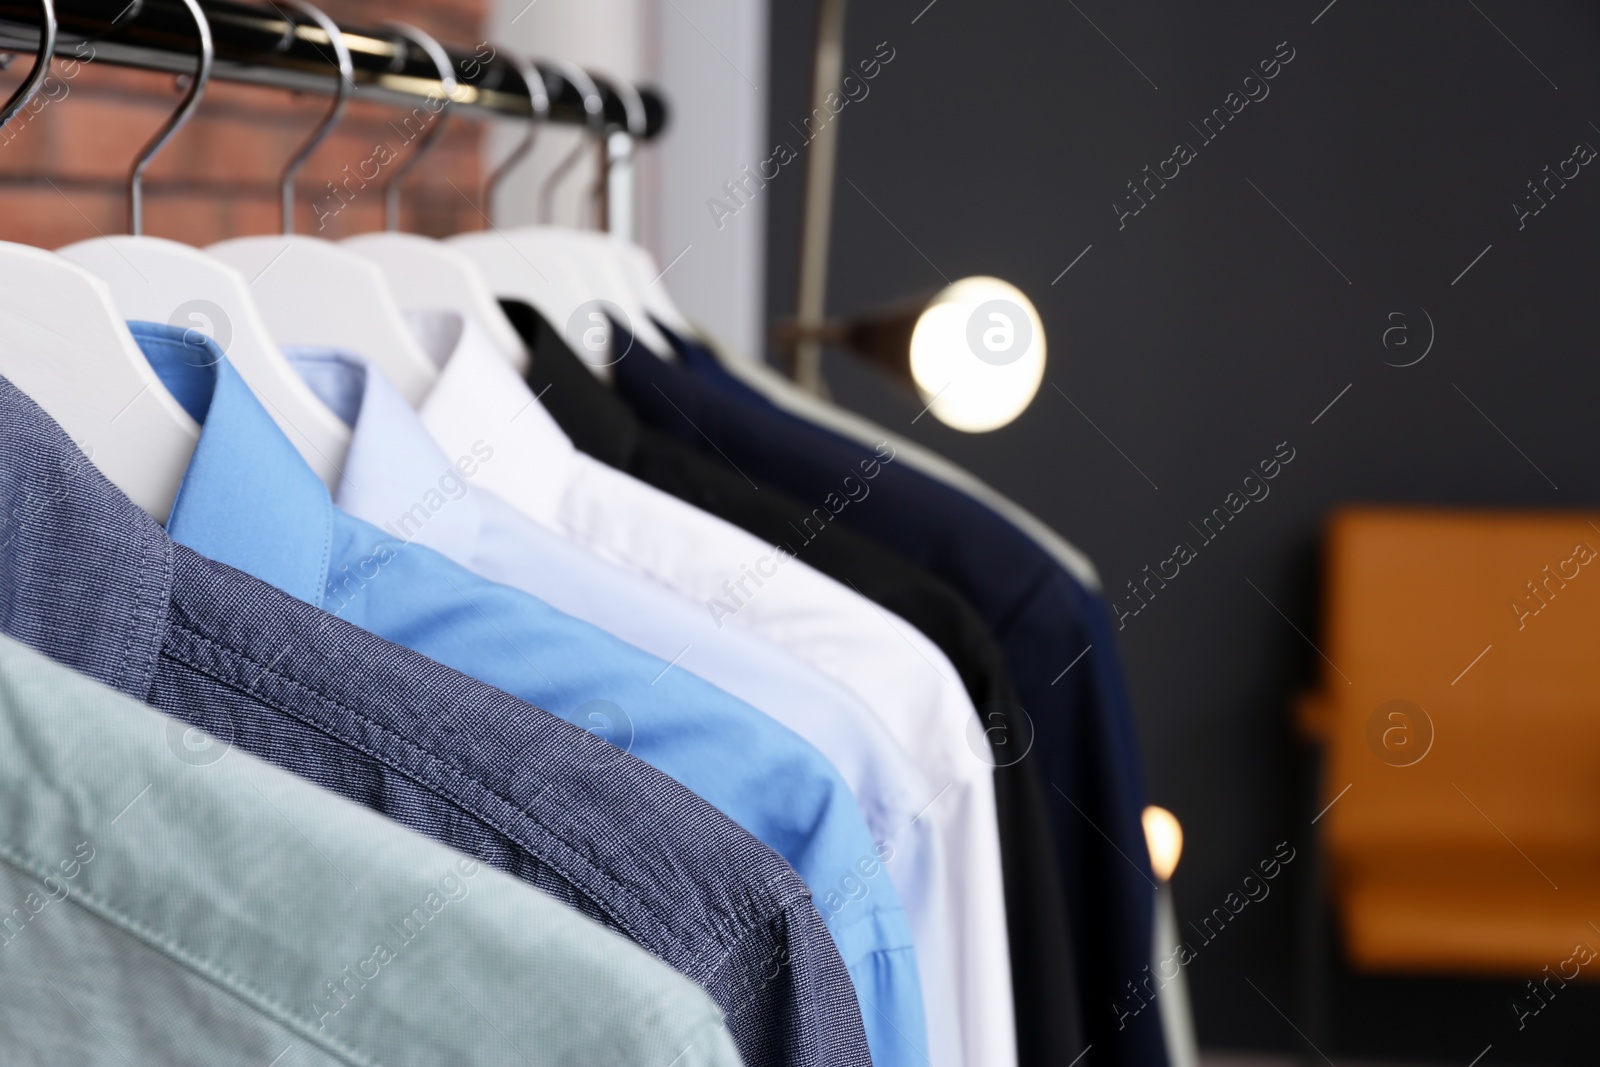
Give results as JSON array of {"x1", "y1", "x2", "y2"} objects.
[
  {"x1": 500, "y1": 299, "x2": 641, "y2": 469},
  {"x1": 284, "y1": 344, "x2": 483, "y2": 567},
  {"x1": 0, "y1": 374, "x2": 172, "y2": 702},
  {"x1": 128, "y1": 321, "x2": 332, "y2": 607},
  {"x1": 416, "y1": 306, "x2": 576, "y2": 528}
]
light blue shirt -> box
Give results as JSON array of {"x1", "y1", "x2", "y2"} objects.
[
  {"x1": 130, "y1": 321, "x2": 927, "y2": 1067},
  {"x1": 287, "y1": 341, "x2": 961, "y2": 1058}
]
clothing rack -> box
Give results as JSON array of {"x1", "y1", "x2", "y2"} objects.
[{"x1": 0, "y1": 0, "x2": 667, "y2": 135}]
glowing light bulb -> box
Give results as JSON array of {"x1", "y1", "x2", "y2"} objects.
[
  {"x1": 908, "y1": 276, "x2": 1046, "y2": 432},
  {"x1": 1143, "y1": 805, "x2": 1183, "y2": 882}
]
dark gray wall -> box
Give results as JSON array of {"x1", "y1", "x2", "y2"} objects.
[{"x1": 764, "y1": 0, "x2": 1600, "y2": 1059}]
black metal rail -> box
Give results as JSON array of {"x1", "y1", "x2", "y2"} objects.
[{"x1": 0, "y1": 0, "x2": 667, "y2": 136}]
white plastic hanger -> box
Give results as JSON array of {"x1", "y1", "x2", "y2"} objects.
[
  {"x1": 205, "y1": 245, "x2": 437, "y2": 405},
  {"x1": 206, "y1": 20, "x2": 442, "y2": 405},
  {"x1": 57, "y1": 239, "x2": 351, "y2": 484},
  {"x1": 447, "y1": 60, "x2": 602, "y2": 340},
  {"x1": 615, "y1": 240, "x2": 696, "y2": 340},
  {"x1": 449, "y1": 64, "x2": 658, "y2": 371},
  {"x1": 536, "y1": 226, "x2": 673, "y2": 356},
  {"x1": 549, "y1": 74, "x2": 673, "y2": 356},
  {"x1": 58, "y1": 0, "x2": 354, "y2": 487},
  {"x1": 0, "y1": 0, "x2": 197, "y2": 522},
  {"x1": 446, "y1": 228, "x2": 594, "y2": 357},
  {"x1": 342, "y1": 39, "x2": 535, "y2": 372},
  {"x1": 489, "y1": 68, "x2": 673, "y2": 359},
  {"x1": 0, "y1": 246, "x2": 201, "y2": 523},
  {"x1": 345, "y1": 233, "x2": 529, "y2": 371}
]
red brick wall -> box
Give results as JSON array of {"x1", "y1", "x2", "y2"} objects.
[{"x1": 0, "y1": 0, "x2": 488, "y2": 247}]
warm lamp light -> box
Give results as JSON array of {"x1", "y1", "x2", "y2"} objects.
[
  {"x1": 778, "y1": 275, "x2": 1047, "y2": 432},
  {"x1": 1143, "y1": 805, "x2": 1183, "y2": 882},
  {"x1": 908, "y1": 276, "x2": 1046, "y2": 432}
]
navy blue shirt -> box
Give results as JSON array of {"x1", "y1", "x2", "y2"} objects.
[
  {"x1": 0, "y1": 374, "x2": 869, "y2": 1067},
  {"x1": 612, "y1": 336, "x2": 1165, "y2": 1067}
]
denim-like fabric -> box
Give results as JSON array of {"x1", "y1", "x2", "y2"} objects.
[
  {"x1": 0, "y1": 372, "x2": 868, "y2": 1067},
  {"x1": 617, "y1": 330, "x2": 1165, "y2": 1067},
  {"x1": 124, "y1": 321, "x2": 901, "y2": 1064},
  {"x1": 282, "y1": 341, "x2": 932, "y2": 1067},
  {"x1": 0, "y1": 633, "x2": 742, "y2": 1067}
]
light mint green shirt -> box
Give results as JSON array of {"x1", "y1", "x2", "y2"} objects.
[{"x1": 0, "y1": 634, "x2": 742, "y2": 1067}]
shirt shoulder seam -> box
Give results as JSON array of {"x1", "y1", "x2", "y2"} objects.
[
  {"x1": 157, "y1": 622, "x2": 682, "y2": 945},
  {"x1": 159, "y1": 619, "x2": 788, "y2": 960},
  {"x1": 0, "y1": 840, "x2": 379, "y2": 1067}
]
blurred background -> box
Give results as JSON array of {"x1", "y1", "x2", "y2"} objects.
[
  {"x1": 3, "y1": 0, "x2": 1597, "y2": 1062},
  {"x1": 755, "y1": 3, "x2": 1600, "y2": 1064}
]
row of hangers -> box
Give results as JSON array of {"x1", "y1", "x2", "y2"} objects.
[{"x1": 0, "y1": 0, "x2": 694, "y2": 522}]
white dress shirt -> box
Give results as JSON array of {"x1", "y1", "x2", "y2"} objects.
[
  {"x1": 287, "y1": 324, "x2": 962, "y2": 1063},
  {"x1": 417, "y1": 318, "x2": 1018, "y2": 1067}
]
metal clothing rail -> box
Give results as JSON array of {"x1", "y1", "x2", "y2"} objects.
[{"x1": 0, "y1": 0, "x2": 667, "y2": 136}]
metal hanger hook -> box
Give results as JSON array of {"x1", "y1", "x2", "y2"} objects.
[
  {"x1": 611, "y1": 76, "x2": 647, "y2": 139},
  {"x1": 128, "y1": 0, "x2": 213, "y2": 236},
  {"x1": 276, "y1": 0, "x2": 352, "y2": 234},
  {"x1": 481, "y1": 50, "x2": 549, "y2": 226},
  {"x1": 536, "y1": 59, "x2": 604, "y2": 226},
  {"x1": 381, "y1": 22, "x2": 457, "y2": 232},
  {"x1": 0, "y1": 0, "x2": 56, "y2": 135},
  {"x1": 594, "y1": 73, "x2": 647, "y2": 231}
]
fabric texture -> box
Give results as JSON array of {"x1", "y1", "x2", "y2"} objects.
[
  {"x1": 0, "y1": 369, "x2": 866, "y2": 1067},
  {"x1": 273, "y1": 335, "x2": 928, "y2": 1067},
  {"x1": 287, "y1": 336, "x2": 954, "y2": 1067},
  {"x1": 0, "y1": 633, "x2": 741, "y2": 1067},
  {"x1": 693, "y1": 332, "x2": 1102, "y2": 591},
  {"x1": 521, "y1": 309, "x2": 1011, "y2": 717},
  {"x1": 622, "y1": 326, "x2": 1163, "y2": 1067},
  {"x1": 508, "y1": 300, "x2": 1087, "y2": 1065},
  {"x1": 420, "y1": 300, "x2": 1019, "y2": 1067},
  {"x1": 129, "y1": 320, "x2": 914, "y2": 1066}
]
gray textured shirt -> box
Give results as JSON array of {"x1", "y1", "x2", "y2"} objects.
[{"x1": 0, "y1": 633, "x2": 742, "y2": 1067}]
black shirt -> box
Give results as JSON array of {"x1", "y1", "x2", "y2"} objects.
[{"x1": 502, "y1": 300, "x2": 1087, "y2": 1066}]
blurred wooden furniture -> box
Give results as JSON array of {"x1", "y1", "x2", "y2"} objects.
[{"x1": 1300, "y1": 507, "x2": 1600, "y2": 975}]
